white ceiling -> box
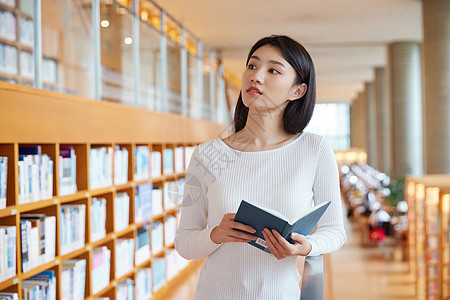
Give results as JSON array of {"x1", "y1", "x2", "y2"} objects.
[{"x1": 158, "y1": 0, "x2": 423, "y2": 104}]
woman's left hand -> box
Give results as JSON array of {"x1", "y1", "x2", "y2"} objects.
[{"x1": 262, "y1": 229, "x2": 312, "y2": 260}]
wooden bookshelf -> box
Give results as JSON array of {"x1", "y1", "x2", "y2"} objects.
[
  {"x1": 0, "y1": 81, "x2": 226, "y2": 299},
  {"x1": 406, "y1": 175, "x2": 450, "y2": 300}
]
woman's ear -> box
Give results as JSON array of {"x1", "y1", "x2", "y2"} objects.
[{"x1": 288, "y1": 83, "x2": 307, "y2": 100}]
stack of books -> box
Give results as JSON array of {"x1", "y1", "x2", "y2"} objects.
[
  {"x1": 115, "y1": 238, "x2": 134, "y2": 278},
  {"x1": 114, "y1": 146, "x2": 128, "y2": 185},
  {"x1": 91, "y1": 197, "x2": 106, "y2": 242},
  {"x1": 151, "y1": 151, "x2": 161, "y2": 178},
  {"x1": 0, "y1": 156, "x2": 7, "y2": 209},
  {"x1": 114, "y1": 193, "x2": 129, "y2": 232},
  {"x1": 163, "y1": 149, "x2": 174, "y2": 175},
  {"x1": 135, "y1": 227, "x2": 150, "y2": 266},
  {"x1": 151, "y1": 221, "x2": 163, "y2": 255},
  {"x1": 135, "y1": 268, "x2": 152, "y2": 300},
  {"x1": 21, "y1": 270, "x2": 56, "y2": 300},
  {"x1": 91, "y1": 246, "x2": 111, "y2": 294},
  {"x1": 89, "y1": 147, "x2": 113, "y2": 190},
  {"x1": 59, "y1": 146, "x2": 77, "y2": 196},
  {"x1": 61, "y1": 259, "x2": 86, "y2": 300},
  {"x1": 135, "y1": 183, "x2": 152, "y2": 224},
  {"x1": 134, "y1": 146, "x2": 149, "y2": 181},
  {"x1": 20, "y1": 214, "x2": 56, "y2": 272},
  {"x1": 18, "y1": 146, "x2": 53, "y2": 204},
  {"x1": 0, "y1": 225, "x2": 16, "y2": 282},
  {"x1": 60, "y1": 204, "x2": 85, "y2": 255},
  {"x1": 164, "y1": 215, "x2": 177, "y2": 247},
  {"x1": 116, "y1": 278, "x2": 134, "y2": 300}
]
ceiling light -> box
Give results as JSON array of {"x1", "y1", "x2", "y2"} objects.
[
  {"x1": 124, "y1": 37, "x2": 133, "y2": 45},
  {"x1": 101, "y1": 20, "x2": 110, "y2": 28}
]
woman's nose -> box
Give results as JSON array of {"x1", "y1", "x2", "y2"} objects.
[{"x1": 250, "y1": 70, "x2": 263, "y2": 84}]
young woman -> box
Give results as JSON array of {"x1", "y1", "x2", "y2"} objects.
[{"x1": 175, "y1": 35, "x2": 346, "y2": 299}]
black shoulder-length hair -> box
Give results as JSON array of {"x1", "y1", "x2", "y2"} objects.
[{"x1": 233, "y1": 35, "x2": 316, "y2": 134}]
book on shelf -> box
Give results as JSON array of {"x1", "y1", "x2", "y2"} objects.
[
  {"x1": 19, "y1": 16, "x2": 34, "y2": 48},
  {"x1": 60, "y1": 204, "x2": 86, "y2": 255},
  {"x1": 233, "y1": 200, "x2": 331, "y2": 253},
  {"x1": 174, "y1": 146, "x2": 184, "y2": 173},
  {"x1": 62, "y1": 259, "x2": 86, "y2": 300},
  {"x1": 136, "y1": 268, "x2": 152, "y2": 300},
  {"x1": 19, "y1": 50, "x2": 34, "y2": 79},
  {"x1": 166, "y1": 249, "x2": 188, "y2": 281},
  {"x1": 134, "y1": 146, "x2": 149, "y2": 181},
  {"x1": 18, "y1": 146, "x2": 53, "y2": 204},
  {"x1": 152, "y1": 257, "x2": 166, "y2": 292},
  {"x1": 117, "y1": 278, "x2": 134, "y2": 300},
  {"x1": 92, "y1": 246, "x2": 111, "y2": 295},
  {"x1": 59, "y1": 146, "x2": 77, "y2": 196},
  {"x1": 89, "y1": 147, "x2": 113, "y2": 190},
  {"x1": 0, "y1": 293, "x2": 18, "y2": 300},
  {"x1": 0, "y1": 9, "x2": 16, "y2": 42},
  {"x1": 135, "y1": 226, "x2": 150, "y2": 266},
  {"x1": 0, "y1": 43, "x2": 18, "y2": 75},
  {"x1": 114, "y1": 192, "x2": 130, "y2": 232},
  {"x1": 152, "y1": 187, "x2": 163, "y2": 217},
  {"x1": 115, "y1": 238, "x2": 134, "y2": 278},
  {"x1": 185, "y1": 147, "x2": 195, "y2": 168},
  {"x1": 135, "y1": 183, "x2": 152, "y2": 224},
  {"x1": 151, "y1": 221, "x2": 163, "y2": 255},
  {"x1": 0, "y1": 156, "x2": 7, "y2": 209},
  {"x1": 0, "y1": 0, "x2": 16, "y2": 8},
  {"x1": 163, "y1": 149, "x2": 174, "y2": 175},
  {"x1": 91, "y1": 197, "x2": 106, "y2": 242},
  {"x1": 164, "y1": 215, "x2": 177, "y2": 247},
  {"x1": 164, "y1": 179, "x2": 184, "y2": 210},
  {"x1": 114, "y1": 146, "x2": 128, "y2": 185},
  {"x1": 22, "y1": 270, "x2": 56, "y2": 300},
  {"x1": 20, "y1": 214, "x2": 55, "y2": 272},
  {"x1": 0, "y1": 225, "x2": 16, "y2": 282},
  {"x1": 151, "y1": 151, "x2": 161, "y2": 178}
]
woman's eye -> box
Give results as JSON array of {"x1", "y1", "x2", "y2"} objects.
[
  {"x1": 269, "y1": 69, "x2": 280, "y2": 74},
  {"x1": 248, "y1": 64, "x2": 256, "y2": 70}
]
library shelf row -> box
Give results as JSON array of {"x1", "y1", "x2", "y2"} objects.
[
  {"x1": 0, "y1": 80, "x2": 227, "y2": 300},
  {"x1": 406, "y1": 175, "x2": 450, "y2": 300}
]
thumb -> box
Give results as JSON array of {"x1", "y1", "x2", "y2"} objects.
[{"x1": 290, "y1": 232, "x2": 307, "y2": 243}]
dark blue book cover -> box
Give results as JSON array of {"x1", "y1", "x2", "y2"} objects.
[
  {"x1": 233, "y1": 200, "x2": 331, "y2": 253},
  {"x1": 19, "y1": 146, "x2": 42, "y2": 156}
]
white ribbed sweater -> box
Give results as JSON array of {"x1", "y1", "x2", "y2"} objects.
[{"x1": 174, "y1": 132, "x2": 346, "y2": 300}]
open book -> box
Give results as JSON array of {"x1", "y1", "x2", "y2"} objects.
[{"x1": 233, "y1": 200, "x2": 331, "y2": 253}]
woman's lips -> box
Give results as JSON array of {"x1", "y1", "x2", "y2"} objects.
[{"x1": 246, "y1": 86, "x2": 262, "y2": 95}]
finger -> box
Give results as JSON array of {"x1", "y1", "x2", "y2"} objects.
[
  {"x1": 231, "y1": 221, "x2": 256, "y2": 234},
  {"x1": 271, "y1": 229, "x2": 291, "y2": 252},
  {"x1": 263, "y1": 229, "x2": 283, "y2": 257},
  {"x1": 290, "y1": 232, "x2": 307, "y2": 244},
  {"x1": 228, "y1": 229, "x2": 257, "y2": 241}
]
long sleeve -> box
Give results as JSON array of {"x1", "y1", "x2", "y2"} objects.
[
  {"x1": 174, "y1": 147, "x2": 222, "y2": 260},
  {"x1": 306, "y1": 137, "x2": 347, "y2": 256}
]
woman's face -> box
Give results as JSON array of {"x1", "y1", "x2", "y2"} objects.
[{"x1": 241, "y1": 44, "x2": 304, "y2": 112}]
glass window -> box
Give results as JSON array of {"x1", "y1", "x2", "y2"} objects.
[
  {"x1": 41, "y1": 0, "x2": 94, "y2": 97},
  {"x1": 187, "y1": 50, "x2": 199, "y2": 119},
  {"x1": 167, "y1": 39, "x2": 181, "y2": 114},
  {"x1": 306, "y1": 103, "x2": 351, "y2": 151},
  {"x1": 138, "y1": 19, "x2": 160, "y2": 110},
  {"x1": 202, "y1": 52, "x2": 211, "y2": 120},
  {"x1": 100, "y1": 0, "x2": 134, "y2": 105}
]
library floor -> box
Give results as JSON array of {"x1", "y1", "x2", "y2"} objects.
[{"x1": 164, "y1": 216, "x2": 416, "y2": 300}]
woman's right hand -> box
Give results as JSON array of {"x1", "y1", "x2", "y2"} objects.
[{"x1": 210, "y1": 213, "x2": 258, "y2": 244}]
